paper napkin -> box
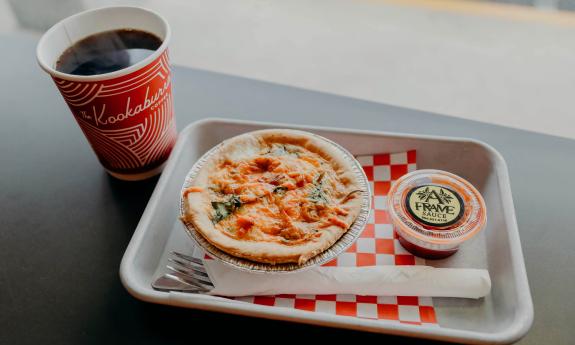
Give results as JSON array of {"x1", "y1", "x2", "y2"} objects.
[{"x1": 204, "y1": 261, "x2": 491, "y2": 298}]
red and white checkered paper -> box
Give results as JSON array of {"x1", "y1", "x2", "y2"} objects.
[{"x1": 194, "y1": 150, "x2": 438, "y2": 326}]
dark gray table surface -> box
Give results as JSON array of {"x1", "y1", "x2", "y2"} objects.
[{"x1": 1, "y1": 34, "x2": 573, "y2": 345}]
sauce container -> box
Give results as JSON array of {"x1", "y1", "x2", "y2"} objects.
[{"x1": 387, "y1": 169, "x2": 486, "y2": 259}]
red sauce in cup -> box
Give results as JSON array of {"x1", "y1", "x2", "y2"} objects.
[{"x1": 387, "y1": 169, "x2": 487, "y2": 259}]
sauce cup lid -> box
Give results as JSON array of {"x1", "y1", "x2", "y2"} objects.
[{"x1": 387, "y1": 169, "x2": 487, "y2": 249}]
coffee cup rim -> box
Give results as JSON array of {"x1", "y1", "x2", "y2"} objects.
[{"x1": 36, "y1": 6, "x2": 171, "y2": 82}]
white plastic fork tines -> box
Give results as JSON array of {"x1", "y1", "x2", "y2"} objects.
[{"x1": 152, "y1": 252, "x2": 214, "y2": 293}]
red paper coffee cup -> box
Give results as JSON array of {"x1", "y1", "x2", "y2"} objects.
[{"x1": 36, "y1": 7, "x2": 177, "y2": 181}]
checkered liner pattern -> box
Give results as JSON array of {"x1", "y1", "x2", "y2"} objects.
[{"x1": 193, "y1": 150, "x2": 438, "y2": 325}]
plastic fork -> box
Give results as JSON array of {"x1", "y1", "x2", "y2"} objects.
[{"x1": 151, "y1": 251, "x2": 214, "y2": 293}]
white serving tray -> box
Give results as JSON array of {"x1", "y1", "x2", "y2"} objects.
[{"x1": 120, "y1": 118, "x2": 533, "y2": 344}]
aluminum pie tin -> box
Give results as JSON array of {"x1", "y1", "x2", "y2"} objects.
[{"x1": 179, "y1": 130, "x2": 371, "y2": 274}]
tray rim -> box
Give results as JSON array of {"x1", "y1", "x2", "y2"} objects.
[{"x1": 120, "y1": 117, "x2": 534, "y2": 344}]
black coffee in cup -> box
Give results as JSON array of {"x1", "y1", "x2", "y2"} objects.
[{"x1": 56, "y1": 29, "x2": 162, "y2": 76}]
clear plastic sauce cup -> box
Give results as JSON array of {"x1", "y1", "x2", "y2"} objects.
[{"x1": 387, "y1": 169, "x2": 487, "y2": 259}]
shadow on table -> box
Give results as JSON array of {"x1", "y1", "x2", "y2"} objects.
[{"x1": 104, "y1": 172, "x2": 160, "y2": 233}]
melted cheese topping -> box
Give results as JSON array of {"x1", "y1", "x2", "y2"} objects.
[{"x1": 187, "y1": 143, "x2": 355, "y2": 244}]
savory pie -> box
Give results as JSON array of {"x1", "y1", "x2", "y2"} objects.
[{"x1": 181, "y1": 129, "x2": 364, "y2": 265}]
